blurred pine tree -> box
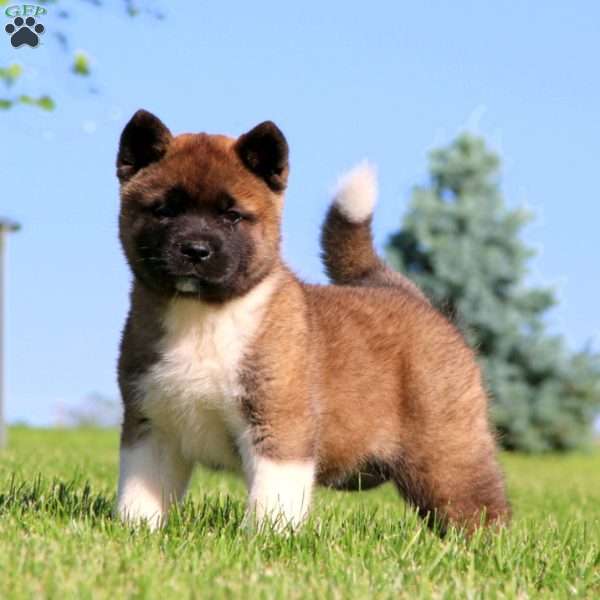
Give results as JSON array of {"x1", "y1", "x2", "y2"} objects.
[{"x1": 387, "y1": 134, "x2": 600, "y2": 451}]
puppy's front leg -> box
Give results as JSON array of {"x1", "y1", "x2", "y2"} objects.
[
  {"x1": 239, "y1": 336, "x2": 317, "y2": 531},
  {"x1": 117, "y1": 428, "x2": 192, "y2": 530},
  {"x1": 244, "y1": 450, "x2": 316, "y2": 530}
]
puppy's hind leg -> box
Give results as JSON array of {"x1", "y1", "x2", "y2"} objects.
[{"x1": 391, "y1": 426, "x2": 510, "y2": 534}]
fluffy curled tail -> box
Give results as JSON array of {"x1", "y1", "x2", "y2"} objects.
[{"x1": 320, "y1": 162, "x2": 428, "y2": 302}]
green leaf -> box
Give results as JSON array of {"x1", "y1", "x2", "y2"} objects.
[
  {"x1": 72, "y1": 52, "x2": 91, "y2": 77},
  {"x1": 0, "y1": 64, "x2": 23, "y2": 88},
  {"x1": 17, "y1": 94, "x2": 55, "y2": 111},
  {"x1": 36, "y1": 95, "x2": 55, "y2": 111}
]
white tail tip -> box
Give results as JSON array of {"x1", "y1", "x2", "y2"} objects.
[{"x1": 333, "y1": 161, "x2": 378, "y2": 223}]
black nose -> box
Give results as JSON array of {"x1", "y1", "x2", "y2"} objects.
[{"x1": 181, "y1": 241, "x2": 213, "y2": 262}]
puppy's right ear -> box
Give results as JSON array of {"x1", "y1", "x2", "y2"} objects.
[{"x1": 117, "y1": 109, "x2": 172, "y2": 183}]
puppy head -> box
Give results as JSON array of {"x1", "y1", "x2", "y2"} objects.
[{"x1": 117, "y1": 110, "x2": 288, "y2": 302}]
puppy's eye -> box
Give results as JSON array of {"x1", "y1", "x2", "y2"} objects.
[
  {"x1": 151, "y1": 203, "x2": 180, "y2": 219},
  {"x1": 222, "y1": 210, "x2": 242, "y2": 225}
]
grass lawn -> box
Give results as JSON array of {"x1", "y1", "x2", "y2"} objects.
[{"x1": 0, "y1": 428, "x2": 599, "y2": 599}]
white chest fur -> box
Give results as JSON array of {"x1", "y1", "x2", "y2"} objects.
[{"x1": 135, "y1": 275, "x2": 278, "y2": 469}]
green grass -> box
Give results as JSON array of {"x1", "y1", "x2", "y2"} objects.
[{"x1": 1, "y1": 428, "x2": 599, "y2": 599}]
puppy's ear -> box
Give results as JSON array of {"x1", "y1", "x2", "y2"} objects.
[
  {"x1": 117, "y1": 109, "x2": 172, "y2": 183},
  {"x1": 235, "y1": 121, "x2": 289, "y2": 192}
]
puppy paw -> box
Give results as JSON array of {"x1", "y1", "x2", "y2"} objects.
[{"x1": 117, "y1": 502, "x2": 165, "y2": 531}]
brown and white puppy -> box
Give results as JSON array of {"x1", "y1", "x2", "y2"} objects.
[{"x1": 116, "y1": 110, "x2": 510, "y2": 533}]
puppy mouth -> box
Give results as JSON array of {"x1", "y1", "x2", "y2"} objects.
[
  {"x1": 175, "y1": 277, "x2": 203, "y2": 294},
  {"x1": 174, "y1": 274, "x2": 230, "y2": 296}
]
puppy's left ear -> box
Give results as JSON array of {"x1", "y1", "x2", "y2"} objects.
[
  {"x1": 235, "y1": 121, "x2": 289, "y2": 192},
  {"x1": 117, "y1": 109, "x2": 172, "y2": 183}
]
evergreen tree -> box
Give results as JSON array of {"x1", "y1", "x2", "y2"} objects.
[{"x1": 387, "y1": 134, "x2": 600, "y2": 452}]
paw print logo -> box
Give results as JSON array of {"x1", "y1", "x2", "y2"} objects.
[{"x1": 5, "y1": 16, "x2": 45, "y2": 48}]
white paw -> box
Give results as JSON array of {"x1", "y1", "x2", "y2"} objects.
[{"x1": 118, "y1": 501, "x2": 164, "y2": 531}]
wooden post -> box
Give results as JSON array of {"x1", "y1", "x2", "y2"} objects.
[{"x1": 0, "y1": 219, "x2": 20, "y2": 449}]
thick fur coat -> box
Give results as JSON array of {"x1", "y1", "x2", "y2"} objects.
[{"x1": 116, "y1": 110, "x2": 510, "y2": 533}]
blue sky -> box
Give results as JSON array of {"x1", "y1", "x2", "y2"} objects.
[{"x1": 2, "y1": 1, "x2": 599, "y2": 425}]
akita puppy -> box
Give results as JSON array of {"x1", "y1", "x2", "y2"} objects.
[{"x1": 116, "y1": 110, "x2": 510, "y2": 532}]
